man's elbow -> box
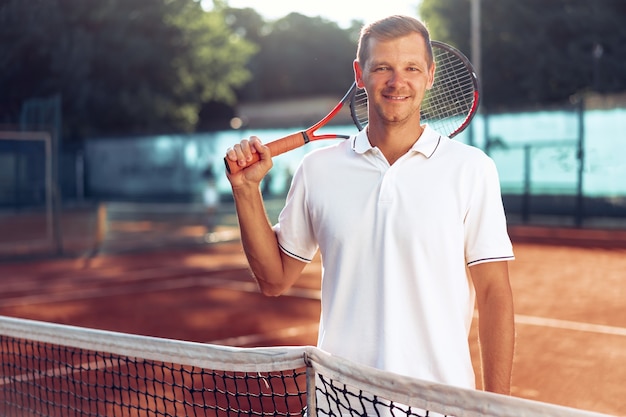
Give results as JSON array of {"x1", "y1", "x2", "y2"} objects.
[
  {"x1": 251, "y1": 253, "x2": 305, "y2": 297},
  {"x1": 255, "y1": 277, "x2": 288, "y2": 297},
  {"x1": 259, "y1": 286, "x2": 285, "y2": 297}
]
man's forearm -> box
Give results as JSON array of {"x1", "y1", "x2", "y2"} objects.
[
  {"x1": 232, "y1": 185, "x2": 290, "y2": 296},
  {"x1": 479, "y1": 292, "x2": 515, "y2": 394}
]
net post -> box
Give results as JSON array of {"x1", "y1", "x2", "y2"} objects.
[
  {"x1": 0, "y1": 131, "x2": 56, "y2": 256},
  {"x1": 94, "y1": 202, "x2": 108, "y2": 253},
  {"x1": 304, "y1": 351, "x2": 317, "y2": 417}
]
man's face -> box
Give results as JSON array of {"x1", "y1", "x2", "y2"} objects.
[{"x1": 354, "y1": 33, "x2": 435, "y2": 127}]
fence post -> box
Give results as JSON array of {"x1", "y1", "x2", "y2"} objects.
[
  {"x1": 575, "y1": 96, "x2": 585, "y2": 227},
  {"x1": 522, "y1": 145, "x2": 531, "y2": 223}
]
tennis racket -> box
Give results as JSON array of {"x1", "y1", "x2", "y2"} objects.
[{"x1": 225, "y1": 40, "x2": 480, "y2": 174}]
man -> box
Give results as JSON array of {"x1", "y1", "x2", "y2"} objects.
[{"x1": 225, "y1": 15, "x2": 515, "y2": 395}]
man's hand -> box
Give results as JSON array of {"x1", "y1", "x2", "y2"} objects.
[{"x1": 225, "y1": 136, "x2": 273, "y2": 188}]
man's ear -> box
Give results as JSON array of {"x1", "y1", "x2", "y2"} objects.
[
  {"x1": 354, "y1": 60, "x2": 365, "y2": 88},
  {"x1": 427, "y1": 62, "x2": 436, "y2": 90}
]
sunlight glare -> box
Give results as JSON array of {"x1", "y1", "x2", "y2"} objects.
[{"x1": 200, "y1": 0, "x2": 421, "y2": 27}]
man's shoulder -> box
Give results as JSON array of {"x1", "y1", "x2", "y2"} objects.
[
  {"x1": 301, "y1": 138, "x2": 354, "y2": 164},
  {"x1": 441, "y1": 137, "x2": 490, "y2": 161}
]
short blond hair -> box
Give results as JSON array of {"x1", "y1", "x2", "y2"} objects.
[{"x1": 356, "y1": 15, "x2": 433, "y2": 67}]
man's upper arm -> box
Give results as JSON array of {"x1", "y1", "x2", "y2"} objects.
[
  {"x1": 280, "y1": 248, "x2": 309, "y2": 285},
  {"x1": 469, "y1": 260, "x2": 512, "y2": 302}
]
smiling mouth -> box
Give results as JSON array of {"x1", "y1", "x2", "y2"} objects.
[{"x1": 383, "y1": 92, "x2": 410, "y2": 101}]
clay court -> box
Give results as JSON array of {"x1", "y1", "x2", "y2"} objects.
[{"x1": 0, "y1": 204, "x2": 625, "y2": 416}]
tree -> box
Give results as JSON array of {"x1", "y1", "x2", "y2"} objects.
[
  {"x1": 419, "y1": 0, "x2": 626, "y2": 110},
  {"x1": 0, "y1": 0, "x2": 256, "y2": 138},
  {"x1": 225, "y1": 12, "x2": 360, "y2": 102}
]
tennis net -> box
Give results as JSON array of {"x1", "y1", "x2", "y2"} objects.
[{"x1": 0, "y1": 315, "x2": 612, "y2": 417}]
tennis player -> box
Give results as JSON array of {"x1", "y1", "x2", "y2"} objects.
[{"x1": 225, "y1": 15, "x2": 515, "y2": 395}]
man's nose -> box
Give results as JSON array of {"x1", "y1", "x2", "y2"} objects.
[{"x1": 387, "y1": 71, "x2": 406, "y2": 86}]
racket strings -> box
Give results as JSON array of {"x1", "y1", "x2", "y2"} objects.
[
  {"x1": 422, "y1": 49, "x2": 476, "y2": 134},
  {"x1": 351, "y1": 90, "x2": 369, "y2": 129}
]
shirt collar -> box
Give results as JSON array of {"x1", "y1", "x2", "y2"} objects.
[{"x1": 352, "y1": 124, "x2": 442, "y2": 159}]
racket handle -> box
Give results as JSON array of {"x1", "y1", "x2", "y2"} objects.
[{"x1": 224, "y1": 132, "x2": 308, "y2": 174}]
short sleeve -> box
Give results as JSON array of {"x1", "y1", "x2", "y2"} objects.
[
  {"x1": 273, "y1": 164, "x2": 318, "y2": 263},
  {"x1": 464, "y1": 157, "x2": 514, "y2": 266}
]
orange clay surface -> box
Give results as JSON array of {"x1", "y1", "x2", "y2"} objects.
[{"x1": 0, "y1": 228, "x2": 625, "y2": 416}]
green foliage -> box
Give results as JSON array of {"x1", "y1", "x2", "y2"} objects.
[
  {"x1": 257, "y1": 13, "x2": 357, "y2": 100},
  {"x1": 3, "y1": 0, "x2": 625, "y2": 138},
  {"x1": 0, "y1": 0, "x2": 256, "y2": 137},
  {"x1": 419, "y1": 0, "x2": 626, "y2": 110},
  {"x1": 224, "y1": 11, "x2": 359, "y2": 102}
]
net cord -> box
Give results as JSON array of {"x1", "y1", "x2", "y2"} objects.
[
  {"x1": 0, "y1": 315, "x2": 304, "y2": 373},
  {"x1": 305, "y1": 348, "x2": 611, "y2": 417},
  {"x1": 0, "y1": 315, "x2": 613, "y2": 417}
]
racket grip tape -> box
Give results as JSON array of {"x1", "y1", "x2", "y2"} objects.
[{"x1": 224, "y1": 132, "x2": 308, "y2": 174}]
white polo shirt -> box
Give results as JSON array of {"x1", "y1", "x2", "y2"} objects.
[{"x1": 274, "y1": 126, "x2": 514, "y2": 389}]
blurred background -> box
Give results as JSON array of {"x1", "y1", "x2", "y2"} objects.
[{"x1": 1, "y1": 0, "x2": 626, "y2": 257}]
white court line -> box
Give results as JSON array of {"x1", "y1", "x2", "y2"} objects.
[
  {"x1": 0, "y1": 274, "x2": 320, "y2": 308},
  {"x1": 0, "y1": 270, "x2": 252, "y2": 308},
  {"x1": 208, "y1": 323, "x2": 320, "y2": 346},
  {"x1": 207, "y1": 277, "x2": 321, "y2": 300},
  {"x1": 3, "y1": 272, "x2": 624, "y2": 340},
  {"x1": 514, "y1": 314, "x2": 626, "y2": 337},
  {"x1": 0, "y1": 359, "x2": 108, "y2": 387},
  {"x1": 2, "y1": 262, "x2": 248, "y2": 293},
  {"x1": 210, "y1": 313, "x2": 626, "y2": 348}
]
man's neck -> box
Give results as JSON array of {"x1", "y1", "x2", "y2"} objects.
[{"x1": 367, "y1": 121, "x2": 424, "y2": 165}]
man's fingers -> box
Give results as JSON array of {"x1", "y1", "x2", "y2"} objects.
[{"x1": 225, "y1": 137, "x2": 264, "y2": 167}]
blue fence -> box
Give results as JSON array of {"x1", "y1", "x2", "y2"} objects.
[{"x1": 4, "y1": 100, "x2": 625, "y2": 226}]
